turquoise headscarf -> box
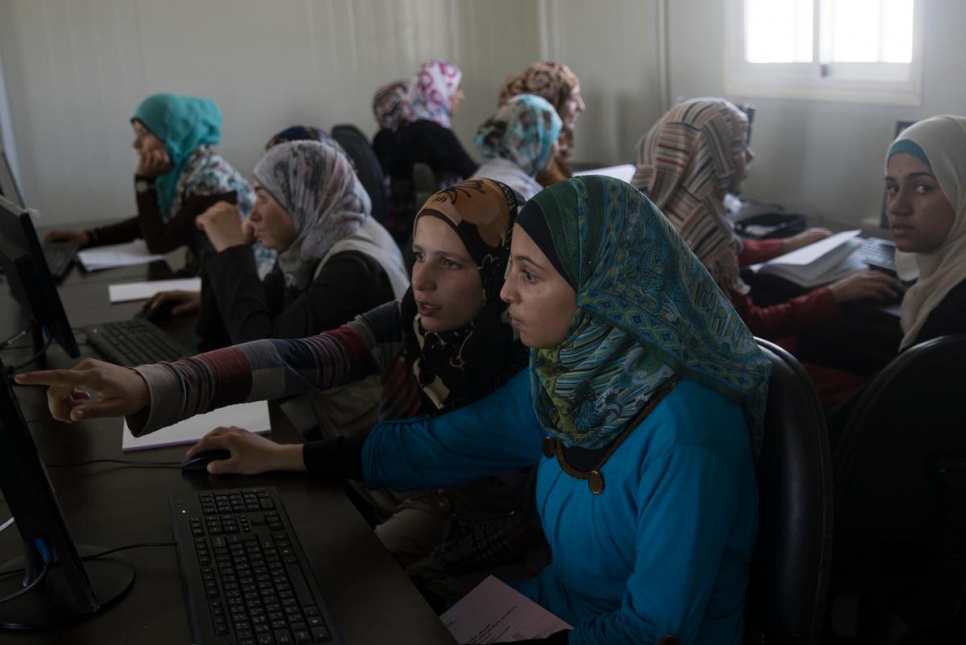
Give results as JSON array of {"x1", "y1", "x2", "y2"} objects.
[
  {"x1": 132, "y1": 93, "x2": 222, "y2": 218},
  {"x1": 475, "y1": 94, "x2": 563, "y2": 177},
  {"x1": 526, "y1": 176, "x2": 771, "y2": 450}
]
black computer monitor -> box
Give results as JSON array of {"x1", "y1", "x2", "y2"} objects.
[
  {"x1": 0, "y1": 195, "x2": 79, "y2": 360},
  {"x1": 0, "y1": 357, "x2": 134, "y2": 629},
  {"x1": 880, "y1": 119, "x2": 918, "y2": 229},
  {"x1": 739, "y1": 102, "x2": 756, "y2": 146}
]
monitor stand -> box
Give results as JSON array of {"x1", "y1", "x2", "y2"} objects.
[{"x1": 0, "y1": 546, "x2": 135, "y2": 630}]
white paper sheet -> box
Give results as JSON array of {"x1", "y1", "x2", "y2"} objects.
[
  {"x1": 121, "y1": 401, "x2": 271, "y2": 452},
  {"x1": 572, "y1": 164, "x2": 636, "y2": 183},
  {"x1": 751, "y1": 229, "x2": 865, "y2": 288},
  {"x1": 108, "y1": 278, "x2": 202, "y2": 303},
  {"x1": 441, "y1": 576, "x2": 572, "y2": 644},
  {"x1": 77, "y1": 240, "x2": 164, "y2": 271}
]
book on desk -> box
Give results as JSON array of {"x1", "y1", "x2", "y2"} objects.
[{"x1": 748, "y1": 229, "x2": 869, "y2": 289}]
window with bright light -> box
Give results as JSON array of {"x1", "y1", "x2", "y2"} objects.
[{"x1": 727, "y1": 0, "x2": 924, "y2": 105}]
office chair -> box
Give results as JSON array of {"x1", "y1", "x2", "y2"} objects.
[
  {"x1": 745, "y1": 338, "x2": 834, "y2": 645},
  {"x1": 330, "y1": 124, "x2": 390, "y2": 228},
  {"x1": 828, "y1": 333, "x2": 966, "y2": 643}
]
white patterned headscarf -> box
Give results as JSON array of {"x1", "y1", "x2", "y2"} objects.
[
  {"x1": 475, "y1": 94, "x2": 563, "y2": 177},
  {"x1": 405, "y1": 59, "x2": 462, "y2": 128},
  {"x1": 886, "y1": 116, "x2": 966, "y2": 350},
  {"x1": 253, "y1": 141, "x2": 369, "y2": 288}
]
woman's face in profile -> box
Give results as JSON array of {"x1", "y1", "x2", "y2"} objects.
[
  {"x1": 885, "y1": 152, "x2": 956, "y2": 254},
  {"x1": 410, "y1": 215, "x2": 485, "y2": 333},
  {"x1": 248, "y1": 183, "x2": 297, "y2": 252},
  {"x1": 558, "y1": 85, "x2": 585, "y2": 131},
  {"x1": 131, "y1": 120, "x2": 164, "y2": 155},
  {"x1": 501, "y1": 224, "x2": 577, "y2": 349}
]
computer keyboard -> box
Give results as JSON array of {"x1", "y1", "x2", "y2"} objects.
[
  {"x1": 856, "y1": 237, "x2": 897, "y2": 273},
  {"x1": 82, "y1": 317, "x2": 192, "y2": 366},
  {"x1": 171, "y1": 487, "x2": 342, "y2": 645},
  {"x1": 42, "y1": 240, "x2": 80, "y2": 281}
]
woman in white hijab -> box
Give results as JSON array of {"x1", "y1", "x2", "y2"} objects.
[{"x1": 885, "y1": 115, "x2": 966, "y2": 350}]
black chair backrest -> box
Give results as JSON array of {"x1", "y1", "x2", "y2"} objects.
[
  {"x1": 832, "y1": 332, "x2": 966, "y2": 631},
  {"x1": 747, "y1": 339, "x2": 833, "y2": 644},
  {"x1": 330, "y1": 124, "x2": 389, "y2": 227}
]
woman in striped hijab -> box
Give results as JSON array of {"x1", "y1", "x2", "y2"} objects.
[{"x1": 633, "y1": 98, "x2": 899, "y2": 342}]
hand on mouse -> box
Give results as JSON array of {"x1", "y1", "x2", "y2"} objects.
[
  {"x1": 186, "y1": 426, "x2": 306, "y2": 475},
  {"x1": 828, "y1": 270, "x2": 904, "y2": 303},
  {"x1": 13, "y1": 358, "x2": 150, "y2": 422},
  {"x1": 143, "y1": 290, "x2": 201, "y2": 316},
  {"x1": 43, "y1": 229, "x2": 92, "y2": 247}
]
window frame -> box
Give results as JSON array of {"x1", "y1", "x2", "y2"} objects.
[{"x1": 724, "y1": 0, "x2": 925, "y2": 106}]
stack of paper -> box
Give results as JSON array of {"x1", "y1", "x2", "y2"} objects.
[
  {"x1": 108, "y1": 278, "x2": 201, "y2": 303},
  {"x1": 753, "y1": 229, "x2": 865, "y2": 288},
  {"x1": 573, "y1": 164, "x2": 636, "y2": 183},
  {"x1": 441, "y1": 576, "x2": 572, "y2": 643},
  {"x1": 77, "y1": 240, "x2": 164, "y2": 271},
  {"x1": 121, "y1": 401, "x2": 271, "y2": 452}
]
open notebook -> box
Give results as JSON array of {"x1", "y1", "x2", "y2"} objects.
[{"x1": 750, "y1": 229, "x2": 865, "y2": 288}]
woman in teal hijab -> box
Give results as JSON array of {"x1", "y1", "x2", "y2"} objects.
[{"x1": 45, "y1": 93, "x2": 265, "y2": 276}]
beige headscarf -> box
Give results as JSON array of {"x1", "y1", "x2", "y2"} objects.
[{"x1": 887, "y1": 116, "x2": 966, "y2": 350}]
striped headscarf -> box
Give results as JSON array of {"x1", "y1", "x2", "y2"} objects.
[
  {"x1": 886, "y1": 116, "x2": 966, "y2": 349},
  {"x1": 253, "y1": 141, "x2": 369, "y2": 288},
  {"x1": 523, "y1": 176, "x2": 770, "y2": 450},
  {"x1": 401, "y1": 178, "x2": 528, "y2": 410},
  {"x1": 406, "y1": 59, "x2": 462, "y2": 128},
  {"x1": 373, "y1": 80, "x2": 411, "y2": 132},
  {"x1": 475, "y1": 94, "x2": 563, "y2": 177},
  {"x1": 632, "y1": 98, "x2": 751, "y2": 295},
  {"x1": 498, "y1": 61, "x2": 581, "y2": 160}
]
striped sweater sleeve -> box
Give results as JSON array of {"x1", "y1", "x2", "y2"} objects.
[{"x1": 126, "y1": 302, "x2": 406, "y2": 436}]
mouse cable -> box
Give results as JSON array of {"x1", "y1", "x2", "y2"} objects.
[
  {"x1": 0, "y1": 542, "x2": 176, "y2": 583},
  {"x1": 0, "y1": 539, "x2": 52, "y2": 604},
  {"x1": 3, "y1": 336, "x2": 53, "y2": 375},
  {"x1": 45, "y1": 458, "x2": 181, "y2": 469}
]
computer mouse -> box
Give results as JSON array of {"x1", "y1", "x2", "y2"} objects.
[
  {"x1": 180, "y1": 448, "x2": 231, "y2": 472},
  {"x1": 135, "y1": 299, "x2": 177, "y2": 323}
]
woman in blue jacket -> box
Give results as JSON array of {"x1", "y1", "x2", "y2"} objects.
[{"x1": 20, "y1": 176, "x2": 769, "y2": 644}]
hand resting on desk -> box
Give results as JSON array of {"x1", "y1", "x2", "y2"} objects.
[
  {"x1": 186, "y1": 426, "x2": 305, "y2": 475},
  {"x1": 13, "y1": 357, "x2": 150, "y2": 422},
  {"x1": 142, "y1": 289, "x2": 201, "y2": 316},
  {"x1": 780, "y1": 227, "x2": 833, "y2": 253}
]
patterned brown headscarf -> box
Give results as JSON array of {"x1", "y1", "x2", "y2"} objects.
[
  {"x1": 400, "y1": 178, "x2": 528, "y2": 410},
  {"x1": 498, "y1": 61, "x2": 581, "y2": 160}
]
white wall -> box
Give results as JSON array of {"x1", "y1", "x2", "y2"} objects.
[
  {"x1": 0, "y1": 0, "x2": 661, "y2": 227},
  {"x1": 666, "y1": 0, "x2": 966, "y2": 230}
]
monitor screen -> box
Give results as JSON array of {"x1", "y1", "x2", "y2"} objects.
[
  {"x1": 739, "y1": 103, "x2": 756, "y2": 146},
  {"x1": 0, "y1": 195, "x2": 79, "y2": 359},
  {"x1": 0, "y1": 356, "x2": 133, "y2": 628}
]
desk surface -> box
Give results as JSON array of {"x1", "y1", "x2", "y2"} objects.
[{"x1": 0, "y1": 260, "x2": 456, "y2": 644}]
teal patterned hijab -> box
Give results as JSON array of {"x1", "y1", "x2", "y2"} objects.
[
  {"x1": 526, "y1": 176, "x2": 771, "y2": 450},
  {"x1": 133, "y1": 93, "x2": 222, "y2": 218},
  {"x1": 475, "y1": 94, "x2": 562, "y2": 177}
]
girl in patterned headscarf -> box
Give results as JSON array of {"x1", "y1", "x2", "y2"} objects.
[
  {"x1": 471, "y1": 94, "x2": 562, "y2": 200},
  {"x1": 52, "y1": 179, "x2": 540, "y2": 606},
  {"x1": 387, "y1": 60, "x2": 479, "y2": 242},
  {"x1": 633, "y1": 98, "x2": 900, "y2": 341},
  {"x1": 44, "y1": 93, "x2": 266, "y2": 277},
  {"x1": 498, "y1": 61, "x2": 585, "y2": 185}
]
